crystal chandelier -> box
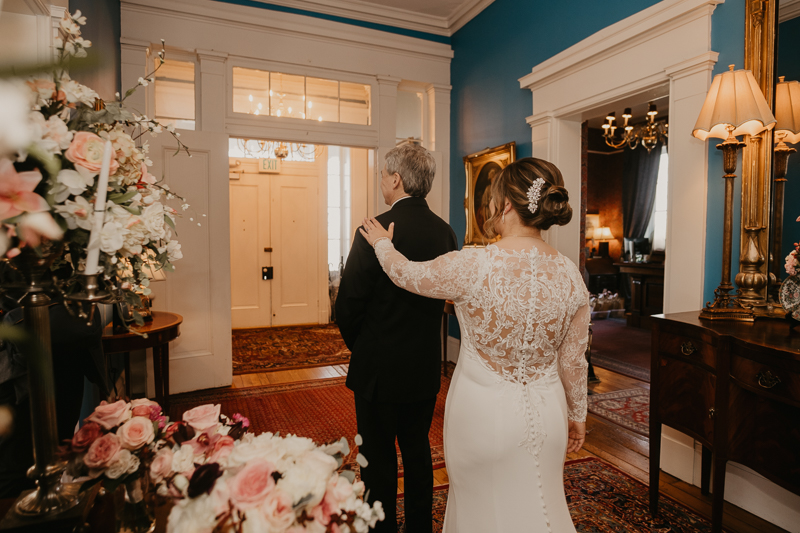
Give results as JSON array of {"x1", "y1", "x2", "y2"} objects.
[{"x1": 602, "y1": 102, "x2": 668, "y2": 152}]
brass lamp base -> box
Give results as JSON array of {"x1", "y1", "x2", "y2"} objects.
[{"x1": 699, "y1": 302, "x2": 756, "y2": 322}]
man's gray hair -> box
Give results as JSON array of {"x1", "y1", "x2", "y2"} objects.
[{"x1": 385, "y1": 143, "x2": 436, "y2": 198}]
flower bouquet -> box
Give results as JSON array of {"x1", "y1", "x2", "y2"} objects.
[
  {"x1": 1, "y1": 10, "x2": 192, "y2": 323},
  {"x1": 153, "y1": 404, "x2": 384, "y2": 533},
  {"x1": 779, "y1": 215, "x2": 800, "y2": 324},
  {"x1": 61, "y1": 398, "x2": 168, "y2": 532}
]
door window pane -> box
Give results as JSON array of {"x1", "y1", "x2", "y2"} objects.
[
  {"x1": 270, "y1": 72, "x2": 305, "y2": 119},
  {"x1": 155, "y1": 59, "x2": 195, "y2": 130},
  {"x1": 307, "y1": 77, "x2": 339, "y2": 123},
  {"x1": 233, "y1": 67, "x2": 269, "y2": 116},
  {"x1": 341, "y1": 82, "x2": 371, "y2": 125}
]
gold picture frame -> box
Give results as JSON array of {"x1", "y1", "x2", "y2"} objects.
[{"x1": 463, "y1": 142, "x2": 516, "y2": 247}]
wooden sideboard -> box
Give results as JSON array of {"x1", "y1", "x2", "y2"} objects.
[
  {"x1": 650, "y1": 312, "x2": 800, "y2": 532},
  {"x1": 615, "y1": 262, "x2": 664, "y2": 329}
]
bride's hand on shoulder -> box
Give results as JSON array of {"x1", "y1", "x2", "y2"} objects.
[
  {"x1": 566, "y1": 421, "x2": 586, "y2": 454},
  {"x1": 359, "y1": 217, "x2": 394, "y2": 247}
]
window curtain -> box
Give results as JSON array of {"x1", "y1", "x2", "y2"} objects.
[{"x1": 622, "y1": 142, "x2": 663, "y2": 240}]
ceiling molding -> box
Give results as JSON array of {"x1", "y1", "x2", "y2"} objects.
[
  {"x1": 237, "y1": 0, "x2": 494, "y2": 36},
  {"x1": 780, "y1": 0, "x2": 800, "y2": 22}
]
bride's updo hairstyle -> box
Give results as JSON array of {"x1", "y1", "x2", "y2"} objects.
[{"x1": 483, "y1": 157, "x2": 572, "y2": 238}]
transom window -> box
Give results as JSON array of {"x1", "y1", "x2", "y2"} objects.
[
  {"x1": 232, "y1": 67, "x2": 371, "y2": 126},
  {"x1": 154, "y1": 59, "x2": 195, "y2": 130}
]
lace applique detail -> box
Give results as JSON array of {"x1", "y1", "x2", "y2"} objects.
[{"x1": 374, "y1": 239, "x2": 590, "y2": 453}]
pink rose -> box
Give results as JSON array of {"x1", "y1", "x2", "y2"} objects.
[
  {"x1": 71, "y1": 422, "x2": 102, "y2": 453},
  {"x1": 138, "y1": 162, "x2": 156, "y2": 186},
  {"x1": 182, "y1": 404, "x2": 221, "y2": 433},
  {"x1": 84, "y1": 433, "x2": 121, "y2": 470},
  {"x1": 86, "y1": 400, "x2": 130, "y2": 430},
  {"x1": 130, "y1": 399, "x2": 160, "y2": 418},
  {"x1": 117, "y1": 416, "x2": 155, "y2": 450},
  {"x1": 261, "y1": 490, "x2": 295, "y2": 530},
  {"x1": 312, "y1": 476, "x2": 352, "y2": 527},
  {"x1": 227, "y1": 459, "x2": 276, "y2": 509},
  {"x1": 150, "y1": 446, "x2": 174, "y2": 483},
  {"x1": 64, "y1": 132, "x2": 120, "y2": 175},
  {"x1": 207, "y1": 435, "x2": 235, "y2": 463},
  {"x1": 131, "y1": 405, "x2": 152, "y2": 417}
]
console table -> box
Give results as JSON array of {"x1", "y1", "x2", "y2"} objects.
[{"x1": 650, "y1": 312, "x2": 800, "y2": 532}]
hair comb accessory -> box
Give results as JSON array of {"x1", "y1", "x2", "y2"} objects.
[{"x1": 527, "y1": 178, "x2": 546, "y2": 214}]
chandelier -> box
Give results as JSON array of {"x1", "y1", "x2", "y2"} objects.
[
  {"x1": 233, "y1": 138, "x2": 323, "y2": 161},
  {"x1": 602, "y1": 102, "x2": 668, "y2": 152}
]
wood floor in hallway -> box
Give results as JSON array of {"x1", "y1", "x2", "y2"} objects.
[{"x1": 231, "y1": 364, "x2": 788, "y2": 533}]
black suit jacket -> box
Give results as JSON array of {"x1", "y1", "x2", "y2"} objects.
[{"x1": 337, "y1": 197, "x2": 458, "y2": 403}]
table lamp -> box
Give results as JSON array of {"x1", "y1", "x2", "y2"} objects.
[
  {"x1": 594, "y1": 227, "x2": 615, "y2": 257},
  {"x1": 692, "y1": 65, "x2": 776, "y2": 321},
  {"x1": 770, "y1": 77, "x2": 800, "y2": 300}
]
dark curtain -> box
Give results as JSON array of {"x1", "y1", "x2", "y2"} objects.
[{"x1": 622, "y1": 142, "x2": 662, "y2": 240}]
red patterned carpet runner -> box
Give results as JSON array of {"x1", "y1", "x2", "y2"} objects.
[
  {"x1": 168, "y1": 373, "x2": 449, "y2": 474},
  {"x1": 398, "y1": 458, "x2": 719, "y2": 532},
  {"x1": 587, "y1": 387, "x2": 649, "y2": 436},
  {"x1": 231, "y1": 324, "x2": 351, "y2": 375}
]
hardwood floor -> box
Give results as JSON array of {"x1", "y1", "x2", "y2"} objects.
[{"x1": 232, "y1": 363, "x2": 787, "y2": 533}]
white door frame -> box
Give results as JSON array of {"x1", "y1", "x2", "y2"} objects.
[{"x1": 519, "y1": 0, "x2": 724, "y2": 315}]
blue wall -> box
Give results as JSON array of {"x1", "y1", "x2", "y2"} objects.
[
  {"x1": 449, "y1": 0, "x2": 748, "y2": 309},
  {"x1": 778, "y1": 16, "x2": 800, "y2": 276}
]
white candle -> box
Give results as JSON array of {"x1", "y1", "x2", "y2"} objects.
[{"x1": 84, "y1": 140, "x2": 113, "y2": 276}]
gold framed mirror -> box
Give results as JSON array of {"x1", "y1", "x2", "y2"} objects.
[{"x1": 737, "y1": 0, "x2": 800, "y2": 317}]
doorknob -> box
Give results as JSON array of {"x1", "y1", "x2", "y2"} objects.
[
  {"x1": 262, "y1": 266, "x2": 274, "y2": 280},
  {"x1": 264, "y1": 247, "x2": 273, "y2": 252}
]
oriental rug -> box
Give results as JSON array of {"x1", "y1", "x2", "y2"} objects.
[
  {"x1": 231, "y1": 324, "x2": 350, "y2": 375},
  {"x1": 167, "y1": 373, "x2": 449, "y2": 475},
  {"x1": 398, "y1": 458, "x2": 720, "y2": 532},
  {"x1": 590, "y1": 318, "x2": 651, "y2": 382},
  {"x1": 587, "y1": 387, "x2": 649, "y2": 436}
]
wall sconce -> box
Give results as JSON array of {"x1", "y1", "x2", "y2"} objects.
[{"x1": 692, "y1": 65, "x2": 776, "y2": 321}]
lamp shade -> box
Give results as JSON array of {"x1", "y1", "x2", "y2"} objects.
[
  {"x1": 775, "y1": 77, "x2": 800, "y2": 145},
  {"x1": 595, "y1": 227, "x2": 614, "y2": 241},
  {"x1": 692, "y1": 65, "x2": 776, "y2": 141}
]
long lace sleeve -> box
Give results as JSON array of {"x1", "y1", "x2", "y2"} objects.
[
  {"x1": 558, "y1": 301, "x2": 590, "y2": 422},
  {"x1": 373, "y1": 239, "x2": 474, "y2": 302}
]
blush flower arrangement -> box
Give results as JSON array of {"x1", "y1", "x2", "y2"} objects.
[
  {"x1": 785, "y1": 216, "x2": 800, "y2": 277},
  {"x1": 152, "y1": 404, "x2": 384, "y2": 533},
  {"x1": 1, "y1": 10, "x2": 193, "y2": 319}
]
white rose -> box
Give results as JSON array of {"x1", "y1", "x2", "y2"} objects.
[
  {"x1": 55, "y1": 168, "x2": 93, "y2": 197},
  {"x1": 166, "y1": 240, "x2": 182, "y2": 262},
  {"x1": 171, "y1": 444, "x2": 195, "y2": 474},
  {"x1": 105, "y1": 449, "x2": 140, "y2": 479},
  {"x1": 44, "y1": 116, "x2": 73, "y2": 151},
  {"x1": 99, "y1": 220, "x2": 126, "y2": 254},
  {"x1": 278, "y1": 450, "x2": 338, "y2": 508},
  {"x1": 166, "y1": 497, "x2": 218, "y2": 533},
  {"x1": 0, "y1": 81, "x2": 36, "y2": 159},
  {"x1": 141, "y1": 203, "x2": 167, "y2": 241}
]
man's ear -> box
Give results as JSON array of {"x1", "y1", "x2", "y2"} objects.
[{"x1": 393, "y1": 173, "x2": 403, "y2": 191}]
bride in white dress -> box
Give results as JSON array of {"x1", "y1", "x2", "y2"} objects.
[{"x1": 359, "y1": 157, "x2": 589, "y2": 533}]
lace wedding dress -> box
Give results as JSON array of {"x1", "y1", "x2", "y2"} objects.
[{"x1": 374, "y1": 240, "x2": 590, "y2": 533}]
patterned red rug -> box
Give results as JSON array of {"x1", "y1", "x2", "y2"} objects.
[
  {"x1": 587, "y1": 388, "x2": 649, "y2": 436},
  {"x1": 231, "y1": 324, "x2": 350, "y2": 375},
  {"x1": 399, "y1": 458, "x2": 720, "y2": 532},
  {"x1": 167, "y1": 374, "x2": 449, "y2": 475}
]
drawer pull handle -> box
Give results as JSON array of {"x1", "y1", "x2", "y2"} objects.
[
  {"x1": 680, "y1": 342, "x2": 697, "y2": 356},
  {"x1": 708, "y1": 407, "x2": 715, "y2": 419},
  {"x1": 756, "y1": 370, "x2": 781, "y2": 389}
]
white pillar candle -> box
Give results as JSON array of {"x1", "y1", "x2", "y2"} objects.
[{"x1": 84, "y1": 140, "x2": 113, "y2": 276}]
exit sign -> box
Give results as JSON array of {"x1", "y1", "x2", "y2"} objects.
[{"x1": 258, "y1": 158, "x2": 281, "y2": 173}]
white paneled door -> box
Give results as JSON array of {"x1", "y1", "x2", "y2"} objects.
[
  {"x1": 230, "y1": 155, "x2": 324, "y2": 328},
  {"x1": 148, "y1": 131, "x2": 233, "y2": 394}
]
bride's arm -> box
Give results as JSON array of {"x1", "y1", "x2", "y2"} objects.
[{"x1": 558, "y1": 301, "x2": 590, "y2": 424}]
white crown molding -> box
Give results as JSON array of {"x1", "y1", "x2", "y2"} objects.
[
  {"x1": 223, "y1": 0, "x2": 494, "y2": 37},
  {"x1": 519, "y1": 0, "x2": 723, "y2": 91},
  {"x1": 122, "y1": 0, "x2": 453, "y2": 62},
  {"x1": 780, "y1": 0, "x2": 800, "y2": 22}
]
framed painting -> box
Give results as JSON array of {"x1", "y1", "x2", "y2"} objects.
[{"x1": 463, "y1": 142, "x2": 516, "y2": 247}]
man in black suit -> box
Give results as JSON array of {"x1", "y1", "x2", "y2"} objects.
[{"x1": 336, "y1": 143, "x2": 457, "y2": 533}]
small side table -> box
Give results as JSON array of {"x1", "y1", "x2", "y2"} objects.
[{"x1": 101, "y1": 311, "x2": 182, "y2": 408}]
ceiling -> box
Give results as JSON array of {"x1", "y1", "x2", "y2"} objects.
[{"x1": 250, "y1": 0, "x2": 494, "y2": 36}]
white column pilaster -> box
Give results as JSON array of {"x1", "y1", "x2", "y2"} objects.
[
  {"x1": 426, "y1": 83, "x2": 451, "y2": 221},
  {"x1": 197, "y1": 49, "x2": 228, "y2": 133}
]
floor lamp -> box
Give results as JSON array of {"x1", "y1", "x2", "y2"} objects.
[{"x1": 692, "y1": 65, "x2": 776, "y2": 322}]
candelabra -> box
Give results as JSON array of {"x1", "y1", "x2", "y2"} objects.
[{"x1": 602, "y1": 102, "x2": 668, "y2": 152}]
